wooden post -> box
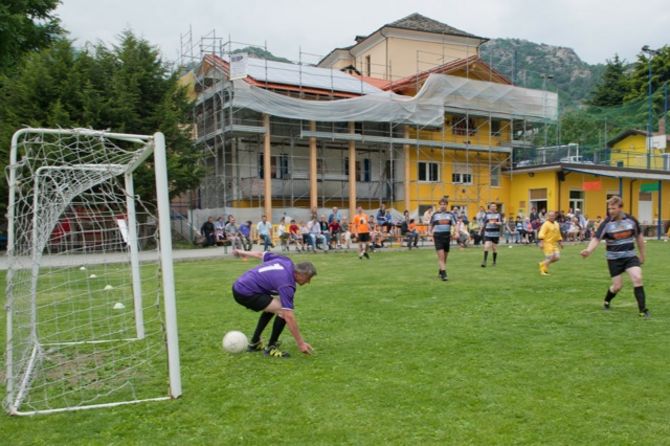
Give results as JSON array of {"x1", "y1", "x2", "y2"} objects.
[
  {"x1": 348, "y1": 122, "x2": 357, "y2": 217},
  {"x1": 309, "y1": 121, "x2": 318, "y2": 211},
  {"x1": 403, "y1": 125, "x2": 411, "y2": 212},
  {"x1": 263, "y1": 114, "x2": 272, "y2": 219}
]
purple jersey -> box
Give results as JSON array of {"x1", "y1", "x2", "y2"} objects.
[{"x1": 233, "y1": 252, "x2": 297, "y2": 310}]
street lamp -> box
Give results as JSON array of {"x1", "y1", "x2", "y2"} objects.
[{"x1": 642, "y1": 45, "x2": 659, "y2": 169}]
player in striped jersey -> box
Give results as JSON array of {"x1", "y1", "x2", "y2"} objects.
[
  {"x1": 480, "y1": 203, "x2": 502, "y2": 267},
  {"x1": 580, "y1": 196, "x2": 649, "y2": 317},
  {"x1": 430, "y1": 196, "x2": 456, "y2": 281}
]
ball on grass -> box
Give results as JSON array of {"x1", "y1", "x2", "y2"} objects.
[{"x1": 222, "y1": 331, "x2": 248, "y2": 354}]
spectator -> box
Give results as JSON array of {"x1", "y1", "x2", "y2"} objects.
[
  {"x1": 376, "y1": 204, "x2": 393, "y2": 234},
  {"x1": 328, "y1": 206, "x2": 342, "y2": 224},
  {"x1": 200, "y1": 216, "x2": 216, "y2": 247},
  {"x1": 288, "y1": 219, "x2": 304, "y2": 251},
  {"x1": 256, "y1": 215, "x2": 274, "y2": 252},
  {"x1": 308, "y1": 217, "x2": 327, "y2": 250},
  {"x1": 475, "y1": 206, "x2": 487, "y2": 227},
  {"x1": 277, "y1": 217, "x2": 290, "y2": 251},
  {"x1": 238, "y1": 220, "x2": 253, "y2": 251},
  {"x1": 214, "y1": 216, "x2": 226, "y2": 244},
  {"x1": 339, "y1": 217, "x2": 352, "y2": 249},
  {"x1": 328, "y1": 218, "x2": 342, "y2": 249},
  {"x1": 456, "y1": 216, "x2": 470, "y2": 249},
  {"x1": 319, "y1": 215, "x2": 332, "y2": 248},
  {"x1": 469, "y1": 217, "x2": 482, "y2": 245},
  {"x1": 224, "y1": 215, "x2": 243, "y2": 250}
]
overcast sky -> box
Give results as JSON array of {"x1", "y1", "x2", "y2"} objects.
[{"x1": 55, "y1": 0, "x2": 668, "y2": 66}]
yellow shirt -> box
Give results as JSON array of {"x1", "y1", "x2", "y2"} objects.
[{"x1": 538, "y1": 220, "x2": 562, "y2": 245}]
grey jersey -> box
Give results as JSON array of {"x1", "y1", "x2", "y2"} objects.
[
  {"x1": 483, "y1": 212, "x2": 502, "y2": 238},
  {"x1": 431, "y1": 211, "x2": 456, "y2": 234}
]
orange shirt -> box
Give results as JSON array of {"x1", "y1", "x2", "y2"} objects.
[
  {"x1": 353, "y1": 214, "x2": 370, "y2": 234},
  {"x1": 408, "y1": 222, "x2": 417, "y2": 232}
]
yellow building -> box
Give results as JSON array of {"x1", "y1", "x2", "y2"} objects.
[{"x1": 185, "y1": 13, "x2": 669, "y2": 233}]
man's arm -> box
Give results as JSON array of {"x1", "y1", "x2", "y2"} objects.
[
  {"x1": 233, "y1": 249, "x2": 263, "y2": 260},
  {"x1": 580, "y1": 237, "x2": 600, "y2": 258},
  {"x1": 279, "y1": 310, "x2": 313, "y2": 354}
]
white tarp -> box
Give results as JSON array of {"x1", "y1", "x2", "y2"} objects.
[{"x1": 231, "y1": 73, "x2": 558, "y2": 126}]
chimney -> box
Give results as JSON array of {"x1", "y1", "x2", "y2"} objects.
[{"x1": 658, "y1": 117, "x2": 666, "y2": 136}]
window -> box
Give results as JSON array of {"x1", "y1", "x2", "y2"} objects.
[
  {"x1": 569, "y1": 190, "x2": 584, "y2": 212},
  {"x1": 365, "y1": 55, "x2": 371, "y2": 77},
  {"x1": 452, "y1": 163, "x2": 472, "y2": 185},
  {"x1": 345, "y1": 157, "x2": 370, "y2": 182},
  {"x1": 418, "y1": 161, "x2": 439, "y2": 182},
  {"x1": 258, "y1": 154, "x2": 289, "y2": 179},
  {"x1": 491, "y1": 120, "x2": 502, "y2": 136},
  {"x1": 490, "y1": 165, "x2": 501, "y2": 187},
  {"x1": 451, "y1": 115, "x2": 476, "y2": 136}
]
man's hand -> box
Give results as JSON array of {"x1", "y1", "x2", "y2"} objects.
[
  {"x1": 299, "y1": 342, "x2": 314, "y2": 355},
  {"x1": 580, "y1": 249, "x2": 591, "y2": 258}
]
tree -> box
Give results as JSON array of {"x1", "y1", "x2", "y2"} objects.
[
  {"x1": 587, "y1": 55, "x2": 629, "y2": 107},
  {"x1": 0, "y1": 0, "x2": 62, "y2": 72},
  {"x1": 0, "y1": 32, "x2": 203, "y2": 218}
]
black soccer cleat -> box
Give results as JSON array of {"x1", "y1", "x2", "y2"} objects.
[
  {"x1": 438, "y1": 271, "x2": 448, "y2": 282},
  {"x1": 481, "y1": 263, "x2": 486, "y2": 268},
  {"x1": 363, "y1": 252, "x2": 370, "y2": 259},
  {"x1": 264, "y1": 345, "x2": 290, "y2": 358},
  {"x1": 247, "y1": 340, "x2": 264, "y2": 352},
  {"x1": 603, "y1": 301, "x2": 610, "y2": 311},
  {"x1": 639, "y1": 309, "x2": 650, "y2": 318}
]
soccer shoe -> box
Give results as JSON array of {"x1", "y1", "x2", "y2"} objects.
[
  {"x1": 438, "y1": 271, "x2": 448, "y2": 281},
  {"x1": 264, "y1": 345, "x2": 290, "y2": 358},
  {"x1": 363, "y1": 252, "x2": 370, "y2": 259},
  {"x1": 639, "y1": 310, "x2": 650, "y2": 318},
  {"x1": 603, "y1": 301, "x2": 611, "y2": 311},
  {"x1": 247, "y1": 340, "x2": 264, "y2": 352},
  {"x1": 540, "y1": 270, "x2": 550, "y2": 276},
  {"x1": 480, "y1": 263, "x2": 486, "y2": 268}
]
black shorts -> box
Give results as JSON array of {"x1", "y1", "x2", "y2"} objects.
[
  {"x1": 433, "y1": 232, "x2": 451, "y2": 252},
  {"x1": 484, "y1": 237, "x2": 500, "y2": 245},
  {"x1": 232, "y1": 286, "x2": 272, "y2": 312},
  {"x1": 607, "y1": 256, "x2": 641, "y2": 277},
  {"x1": 358, "y1": 232, "x2": 371, "y2": 242}
]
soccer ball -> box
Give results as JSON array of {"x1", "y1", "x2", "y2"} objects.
[{"x1": 222, "y1": 331, "x2": 248, "y2": 354}]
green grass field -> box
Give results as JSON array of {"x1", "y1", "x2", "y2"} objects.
[{"x1": 2, "y1": 241, "x2": 670, "y2": 445}]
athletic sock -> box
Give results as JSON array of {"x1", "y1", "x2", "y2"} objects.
[
  {"x1": 483, "y1": 251, "x2": 489, "y2": 263},
  {"x1": 605, "y1": 289, "x2": 617, "y2": 303},
  {"x1": 633, "y1": 286, "x2": 647, "y2": 312},
  {"x1": 492, "y1": 252, "x2": 497, "y2": 263},
  {"x1": 268, "y1": 315, "x2": 287, "y2": 346},
  {"x1": 251, "y1": 311, "x2": 274, "y2": 344}
]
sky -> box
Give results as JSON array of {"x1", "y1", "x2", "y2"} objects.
[{"x1": 55, "y1": 0, "x2": 668, "y2": 66}]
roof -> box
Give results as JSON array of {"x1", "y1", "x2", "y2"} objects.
[
  {"x1": 386, "y1": 56, "x2": 511, "y2": 93},
  {"x1": 201, "y1": 54, "x2": 382, "y2": 97},
  {"x1": 318, "y1": 13, "x2": 487, "y2": 66},
  {"x1": 387, "y1": 13, "x2": 486, "y2": 40},
  {"x1": 509, "y1": 162, "x2": 670, "y2": 181},
  {"x1": 607, "y1": 129, "x2": 649, "y2": 147}
]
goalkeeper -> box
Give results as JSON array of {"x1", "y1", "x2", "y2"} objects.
[{"x1": 231, "y1": 249, "x2": 316, "y2": 358}]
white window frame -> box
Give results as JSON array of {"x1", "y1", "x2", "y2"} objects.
[
  {"x1": 451, "y1": 163, "x2": 473, "y2": 185},
  {"x1": 418, "y1": 161, "x2": 439, "y2": 183},
  {"x1": 490, "y1": 165, "x2": 501, "y2": 188}
]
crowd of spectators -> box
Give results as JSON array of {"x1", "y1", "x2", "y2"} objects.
[{"x1": 196, "y1": 205, "x2": 600, "y2": 252}]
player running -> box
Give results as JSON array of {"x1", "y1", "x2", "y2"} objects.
[
  {"x1": 353, "y1": 206, "x2": 371, "y2": 260},
  {"x1": 580, "y1": 195, "x2": 650, "y2": 317},
  {"x1": 537, "y1": 210, "x2": 562, "y2": 275},
  {"x1": 430, "y1": 196, "x2": 456, "y2": 281},
  {"x1": 481, "y1": 203, "x2": 502, "y2": 267}
]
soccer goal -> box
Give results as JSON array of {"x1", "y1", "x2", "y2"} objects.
[{"x1": 4, "y1": 128, "x2": 181, "y2": 415}]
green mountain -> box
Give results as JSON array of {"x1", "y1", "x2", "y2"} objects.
[
  {"x1": 231, "y1": 46, "x2": 292, "y2": 64},
  {"x1": 480, "y1": 38, "x2": 605, "y2": 107}
]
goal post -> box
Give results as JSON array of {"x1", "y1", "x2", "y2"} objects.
[{"x1": 4, "y1": 128, "x2": 181, "y2": 415}]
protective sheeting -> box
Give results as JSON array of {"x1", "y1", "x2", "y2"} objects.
[
  {"x1": 231, "y1": 73, "x2": 558, "y2": 126},
  {"x1": 244, "y1": 57, "x2": 382, "y2": 95}
]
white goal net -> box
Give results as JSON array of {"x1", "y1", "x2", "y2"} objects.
[{"x1": 4, "y1": 128, "x2": 181, "y2": 415}]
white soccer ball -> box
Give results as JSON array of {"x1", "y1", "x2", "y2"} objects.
[{"x1": 222, "y1": 331, "x2": 248, "y2": 354}]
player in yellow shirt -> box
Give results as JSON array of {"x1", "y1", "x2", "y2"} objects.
[{"x1": 538, "y1": 211, "x2": 563, "y2": 275}]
